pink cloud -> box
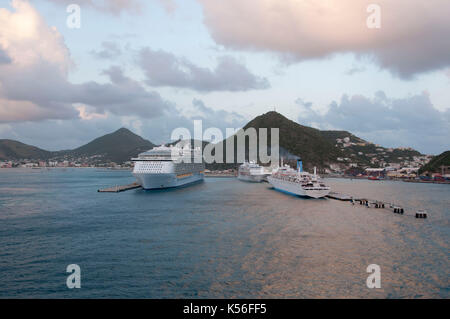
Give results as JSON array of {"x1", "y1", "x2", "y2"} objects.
[
  {"x1": 198, "y1": 0, "x2": 450, "y2": 78},
  {"x1": 0, "y1": 1, "x2": 173, "y2": 123}
]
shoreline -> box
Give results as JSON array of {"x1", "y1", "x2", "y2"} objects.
[
  {"x1": 324, "y1": 175, "x2": 450, "y2": 184},
  {"x1": 1, "y1": 168, "x2": 448, "y2": 184}
]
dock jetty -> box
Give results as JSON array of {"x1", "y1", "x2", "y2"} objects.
[
  {"x1": 326, "y1": 192, "x2": 427, "y2": 218},
  {"x1": 326, "y1": 192, "x2": 353, "y2": 201},
  {"x1": 98, "y1": 182, "x2": 141, "y2": 193}
]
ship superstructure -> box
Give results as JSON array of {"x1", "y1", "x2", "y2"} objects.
[
  {"x1": 238, "y1": 161, "x2": 271, "y2": 182},
  {"x1": 132, "y1": 143, "x2": 204, "y2": 189}
]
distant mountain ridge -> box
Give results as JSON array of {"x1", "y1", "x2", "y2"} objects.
[
  {"x1": 0, "y1": 112, "x2": 427, "y2": 168},
  {"x1": 0, "y1": 128, "x2": 155, "y2": 163},
  {"x1": 68, "y1": 128, "x2": 155, "y2": 163}
]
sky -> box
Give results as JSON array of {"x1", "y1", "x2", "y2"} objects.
[{"x1": 0, "y1": 0, "x2": 449, "y2": 154}]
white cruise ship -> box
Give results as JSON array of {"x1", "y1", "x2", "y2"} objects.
[
  {"x1": 267, "y1": 159, "x2": 330, "y2": 198},
  {"x1": 132, "y1": 143, "x2": 204, "y2": 189},
  {"x1": 238, "y1": 161, "x2": 271, "y2": 182}
]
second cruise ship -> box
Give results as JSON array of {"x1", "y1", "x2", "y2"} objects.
[
  {"x1": 267, "y1": 159, "x2": 330, "y2": 198},
  {"x1": 238, "y1": 161, "x2": 271, "y2": 182},
  {"x1": 132, "y1": 143, "x2": 204, "y2": 189}
]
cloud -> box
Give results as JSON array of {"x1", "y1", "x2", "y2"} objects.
[
  {"x1": 44, "y1": 0, "x2": 141, "y2": 15},
  {"x1": 90, "y1": 41, "x2": 122, "y2": 59},
  {"x1": 0, "y1": 1, "x2": 173, "y2": 123},
  {"x1": 296, "y1": 91, "x2": 450, "y2": 154},
  {"x1": 157, "y1": 0, "x2": 177, "y2": 14},
  {"x1": 198, "y1": 0, "x2": 450, "y2": 79},
  {"x1": 345, "y1": 66, "x2": 366, "y2": 75},
  {"x1": 189, "y1": 98, "x2": 247, "y2": 128},
  {"x1": 137, "y1": 47, "x2": 270, "y2": 92},
  {"x1": 0, "y1": 0, "x2": 76, "y2": 121},
  {"x1": 0, "y1": 46, "x2": 11, "y2": 64},
  {"x1": 44, "y1": 0, "x2": 177, "y2": 15},
  {"x1": 0, "y1": 98, "x2": 249, "y2": 151},
  {"x1": 127, "y1": 98, "x2": 248, "y2": 146},
  {"x1": 71, "y1": 65, "x2": 173, "y2": 118},
  {"x1": 0, "y1": 98, "x2": 76, "y2": 122}
]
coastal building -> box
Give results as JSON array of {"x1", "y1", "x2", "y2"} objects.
[{"x1": 0, "y1": 161, "x2": 13, "y2": 168}]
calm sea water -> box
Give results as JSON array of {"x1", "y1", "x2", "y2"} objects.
[{"x1": 0, "y1": 168, "x2": 448, "y2": 298}]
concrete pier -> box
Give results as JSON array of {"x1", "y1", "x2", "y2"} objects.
[
  {"x1": 326, "y1": 192, "x2": 354, "y2": 201},
  {"x1": 98, "y1": 182, "x2": 141, "y2": 193},
  {"x1": 326, "y1": 192, "x2": 428, "y2": 219}
]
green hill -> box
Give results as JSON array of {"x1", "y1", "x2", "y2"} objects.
[
  {"x1": 0, "y1": 139, "x2": 53, "y2": 160},
  {"x1": 209, "y1": 111, "x2": 343, "y2": 170},
  {"x1": 419, "y1": 150, "x2": 450, "y2": 174},
  {"x1": 69, "y1": 128, "x2": 155, "y2": 163},
  {"x1": 244, "y1": 111, "x2": 342, "y2": 168}
]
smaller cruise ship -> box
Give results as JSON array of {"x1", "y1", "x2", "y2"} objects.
[
  {"x1": 267, "y1": 159, "x2": 330, "y2": 198},
  {"x1": 238, "y1": 161, "x2": 271, "y2": 182}
]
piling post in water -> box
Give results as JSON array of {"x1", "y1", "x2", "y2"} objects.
[{"x1": 415, "y1": 212, "x2": 428, "y2": 219}]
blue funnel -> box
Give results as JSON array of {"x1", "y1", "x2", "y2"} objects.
[{"x1": 297, "y1": 159, "x2": 303, "y2": 172}]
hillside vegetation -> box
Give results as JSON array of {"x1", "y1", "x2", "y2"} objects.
[
  {"x1": 68, "y1": 128, "x2": 155, "y2": 163},
  {"x1": 419, "y1": 151, "x2": 450, "y2": 174},
  {"x1": 0, "y1": 139, "x2": 52, "y2": 160}
]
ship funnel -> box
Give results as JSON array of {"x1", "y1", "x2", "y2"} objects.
[
  {"x1": 297, "y1": 159, "x2": 303, "y2": 172},
  {"x1": 314, "y1": 166, "x2": 317, "y2": 176}
]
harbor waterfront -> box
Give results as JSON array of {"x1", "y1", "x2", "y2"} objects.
[{"x1": 0, "y1": 168, "x2": 448, "y2": 298}]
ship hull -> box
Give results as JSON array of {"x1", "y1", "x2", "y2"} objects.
[
  {"x1": 267, "y1": 176, "x2": 330, "y2": 199},
  {"x1": 133, "y1": 172, "x2": 204, "y2": 190}
]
